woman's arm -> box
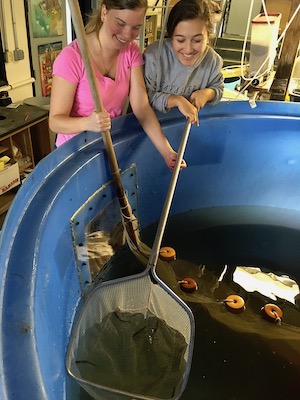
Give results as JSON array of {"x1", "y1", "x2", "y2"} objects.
[
  {"x1": 129, "y1": 66, "x2": 186, "y2": 170},
  {"x1": 49, "y1": 75, "x2": 111, "y2": 134}
]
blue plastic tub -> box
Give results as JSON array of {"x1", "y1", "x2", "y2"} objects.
[{"x1": 0, "y1": 101, "x2": 300, "y2": 399}]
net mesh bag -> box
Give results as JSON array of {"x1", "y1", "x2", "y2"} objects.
[{"x1": 66, "y1": 271, "x2": 194, "y2": 400}]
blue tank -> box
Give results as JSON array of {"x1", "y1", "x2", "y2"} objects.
[{"x1": 0, "y1": 101, "x2": 300, "y2": 399}]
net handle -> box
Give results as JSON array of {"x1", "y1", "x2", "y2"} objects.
[
  {"x1": 148, "y1": 119, "x2": 192, "y2": 268},
  {"x1": 67, "y1": 0, "x2": 140, "y2": 247}
]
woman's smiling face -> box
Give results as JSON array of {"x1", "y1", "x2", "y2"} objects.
[
  {"x1": 172, "y1": 18, "x2": 209, "y2": 66},
  {"x1": 101, "y1": 6, "x2": 145, "y2": 48}
]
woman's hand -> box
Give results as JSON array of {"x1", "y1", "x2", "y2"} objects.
[
  {"x1": 189, "y1": 91, "x2": 208, "y2": 111},
  {"x1": 169, "y1": 95, "x2": 199, "y2": 126},
  {"x1": 86, "y1": 111, "x2": 111, "y2": 133},
  {"x1": 189, "y1": 88, "x2": 215, "y2": 111},
  {"x1": 163, "y1": 150, "x2": 187, "y2": 171}
]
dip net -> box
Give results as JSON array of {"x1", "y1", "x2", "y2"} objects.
[{"x1": 66, "y1": 270, "x2": 194, "y2": 400}]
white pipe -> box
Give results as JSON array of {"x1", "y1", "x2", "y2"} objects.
[
  {"x1": 0, "y1": 77, "x2": 35, "y2": 92},
  {"x1": 65, "y1": 0, "x2": 73, "y2": 44},
  {"x1": 0, "y1": 0, "x2": 9, "y2": 51},
  {"x1": 9, "y1": 0, "x2": 19, "y2": 50}
]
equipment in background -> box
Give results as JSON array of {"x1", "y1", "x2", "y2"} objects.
[
  {"x1": 288, "y1": 40, "x2": 300, "y2": 102},
  {"x1": 0, "y1": 91, "x2": 12, "y2": 106},
  {"x1": 248, "y1": 12, "x2": 281, "y2": 86}
]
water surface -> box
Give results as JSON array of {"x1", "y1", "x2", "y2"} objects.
[{"x1": 77, "y1": 205, "x2": 300, "y2": 400}]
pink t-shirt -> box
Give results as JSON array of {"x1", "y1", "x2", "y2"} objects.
[{"x1": 53, "y1": 39, "x2": 144, "y2": 146}]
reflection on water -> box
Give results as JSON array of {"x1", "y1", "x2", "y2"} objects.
[
  {"x1": 78, "y1": 206, "x2": 300, "y2": 400},
  {"x1": 232, "y1": 266, "x2": 299, "y2": 304}
]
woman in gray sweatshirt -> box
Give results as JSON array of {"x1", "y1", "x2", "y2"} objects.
[{"x1": 144, "y1": 0, "x2": 224, "y2": 125}]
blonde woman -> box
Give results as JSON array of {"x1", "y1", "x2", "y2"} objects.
[{"x1": 50, "y1": 0, "x2": 185, "y2": 170}]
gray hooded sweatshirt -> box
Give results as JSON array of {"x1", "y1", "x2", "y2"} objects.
[{"x1": 144, "y1": 38, "x2": 224, "y2": 113}]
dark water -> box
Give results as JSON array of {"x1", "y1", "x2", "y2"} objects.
[{"x1": 77, "y1": 206, "x2": 300, "y2": 400}]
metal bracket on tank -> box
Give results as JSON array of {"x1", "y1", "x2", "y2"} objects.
[{"x1": 70, "y1": 163, "x2": 139, "y2": 294}]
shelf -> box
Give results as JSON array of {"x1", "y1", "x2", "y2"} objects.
[
  {"x1": 19, "y1": 161, "x2": 34, "y2": 173},
  {"x1": 0, "y1": 146, "x2": 8, "y2": 155},
  {"x1": 0, "y1": 190, "x2": 16, "y2": 215},
  {"x1": 138, "y1": 10, "x2": 158, "y2": 52},
  {"x1": 0, "y1": 105, "x2": 51, "y2": 216}
]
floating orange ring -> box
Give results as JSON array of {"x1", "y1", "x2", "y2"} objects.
[
  {"x1": 159, "y1": 247, "x2": 176, "y2": 262},
  {"x1": 223, "y1": 295, "x2": 245, "y2": 314},
  {"x1": 261, "y1": 303, "x2": 283, "y2": 323},
  {"x1": 179, "y1": 278, "x2": 198, "y2": 293}
]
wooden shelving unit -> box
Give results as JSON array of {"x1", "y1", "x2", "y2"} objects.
[
  {"x1": 137, "y1": 10, "x2": 158, "y2": 52},
  {"x1": 0, "y1": 106, "x2": 51, "y2": 217},
  {"x1": 0, "y1": 190, "x2": 17, "y2": 215},
  {"x1": 0, "y1": 145, "x2": 8, "y2": 155}
]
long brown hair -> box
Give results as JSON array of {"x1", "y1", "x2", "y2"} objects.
[{"x1": 85, "y1": 0, "x2": 148, "y2": 36}]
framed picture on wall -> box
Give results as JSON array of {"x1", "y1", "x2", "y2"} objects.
[
  {"x1": 30, "y1": 0, "x2": 64, "y2": 38},
  {"x1": 38, "y1": 41, "x2": 62, "y2": 96}
]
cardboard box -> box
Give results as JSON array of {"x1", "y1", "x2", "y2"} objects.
[{"x1": 0, "y1": 162, "x2": 20, "y2": 195}]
